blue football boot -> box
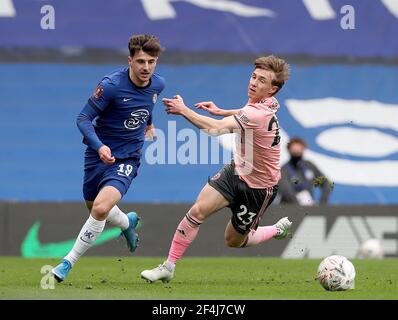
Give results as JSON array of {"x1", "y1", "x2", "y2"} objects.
[
  {"x1": 51, "y1": 259, "x2": 72, "y2": 283},
  {"x1": 121, "y1": 212, "x2": 140, "y2": 253}
]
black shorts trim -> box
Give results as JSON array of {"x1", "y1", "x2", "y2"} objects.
[{"x1": 249, "y1": 187, "x2": 274, "y2": 231}]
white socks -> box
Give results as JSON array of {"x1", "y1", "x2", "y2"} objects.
[
  {"x1": 106, "y1": 205, "x2": 129, "y2": 230},
  {"x1": 64, "y1": 215, "x2": 105, "y2": 266},
  {"x1": 64, "y1": 206, "x2": 129, "y2": 267}
]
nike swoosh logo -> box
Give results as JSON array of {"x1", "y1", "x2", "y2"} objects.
[
  {"x1": 21, "y1": 221, "x2": 141, "y2": 258},
  {"x1": 123, "y1": 98, "x2": 132, "y2": 102}
]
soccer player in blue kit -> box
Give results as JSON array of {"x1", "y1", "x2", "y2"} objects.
[{"x1": 51, "y1": 35, "x2": 165, "y2": 282}]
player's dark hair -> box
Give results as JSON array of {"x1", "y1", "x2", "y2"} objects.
[
  {"x1": 254, "y1": 55, "x2": 290, "y2": 94},
  {"x1": 287, "y1": 137, "x2": 308, "y2": 150},
  {"x1": 128, "y1": 35, "x2": 164, "y2": 57}
]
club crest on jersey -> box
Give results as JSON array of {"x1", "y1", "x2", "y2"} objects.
[
  {"x1": 93, "y1": 85, "x2": 103, "y2": 100},
  {"x1": 124, "y1": 109, "x2": 150, "y2": 130},
  {"x1": 152, "y1": 93, "x2": 158, "y2": 104}
]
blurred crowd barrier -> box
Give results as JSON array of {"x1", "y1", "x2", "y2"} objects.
[{"x1": 0, "y1": 202, "x2": 396, "y2": 258}]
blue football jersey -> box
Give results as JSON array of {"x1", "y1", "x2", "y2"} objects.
[{"x1": 86, "y1": 67, "x2": 165, "y2": 159}]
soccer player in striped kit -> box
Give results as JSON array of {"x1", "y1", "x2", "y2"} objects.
[{"x1": 141, "y1": 55, "x2": 292, "y2": 283}]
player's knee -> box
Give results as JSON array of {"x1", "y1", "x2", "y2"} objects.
[
  {"x1": 189, "y1": 204, "x2": 207, "y2": 222},
  {"x1": 91, "y1": 202, "x2": 110, "y2": 219}
]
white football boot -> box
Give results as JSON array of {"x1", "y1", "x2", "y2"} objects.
[
  {"x1": 141, "y1": 261, "x2": 174, "y2": 283},
  {"x1": 273, "y1": 217, "x2": 292, "y2": 240}
]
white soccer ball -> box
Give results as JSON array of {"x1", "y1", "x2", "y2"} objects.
[
  {"x1": 359, "y1": 238, "x2": 384, "y2": 259},
  {"x1": 317, "y1": 255, "x2": 356, "y2": 291}
]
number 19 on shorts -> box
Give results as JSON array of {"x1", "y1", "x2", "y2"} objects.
[{"x1": 117, "y1": 164, "x2": 133, "y2": 177}]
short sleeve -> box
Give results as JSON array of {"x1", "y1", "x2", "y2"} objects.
[
  {"x1": 234, "y1": 105, "x2": 266, "y2": 129},
  {"x1": 88, "y1": 77, "x2": 115, "y2": 112}
]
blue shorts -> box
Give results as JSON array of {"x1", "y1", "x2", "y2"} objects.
[{"x1": 83, "y1": 151, "x2": 140, "y2": 201}]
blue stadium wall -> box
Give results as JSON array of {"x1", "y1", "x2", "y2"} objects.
[
  {"x1": 1, "y1": 0, "x2": 398, "y2": 204},
  {"x1": 0, "y1": 63, "x2": 397, "y2": 204}
]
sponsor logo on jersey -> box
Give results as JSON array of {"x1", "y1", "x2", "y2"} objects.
[
  {"x1": 238, "y1": 113, "x2": 250, "y2": 124},
  {"x1": 152, "y1": 93, "x2": 158, "y2": 104},
  {"x1": 124, "y1": 109, "x2": 150, "y2": 130}
]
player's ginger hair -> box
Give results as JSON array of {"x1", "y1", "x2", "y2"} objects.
[{"x1": 254, "y1": 55, "x2": 290, "y2": 94}]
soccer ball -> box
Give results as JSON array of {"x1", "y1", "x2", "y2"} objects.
[
  {"x1": 359, "y1": 238, "x2": 384, "y2": 259},
  {"x1": 317, "y1": 255, "x2": 356, "y2": 291}
]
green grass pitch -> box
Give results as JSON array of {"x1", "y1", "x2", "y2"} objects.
[{"x1": 0, "y1": 257, "x2": 397, "y2": 299}]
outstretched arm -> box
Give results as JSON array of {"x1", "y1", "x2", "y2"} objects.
[
  {"x1": 163, "y1": 95, "x2": 239, "y2": 135},
  {"x1": 195, "y1": 101, "x2": 240, "y2": 117}
]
